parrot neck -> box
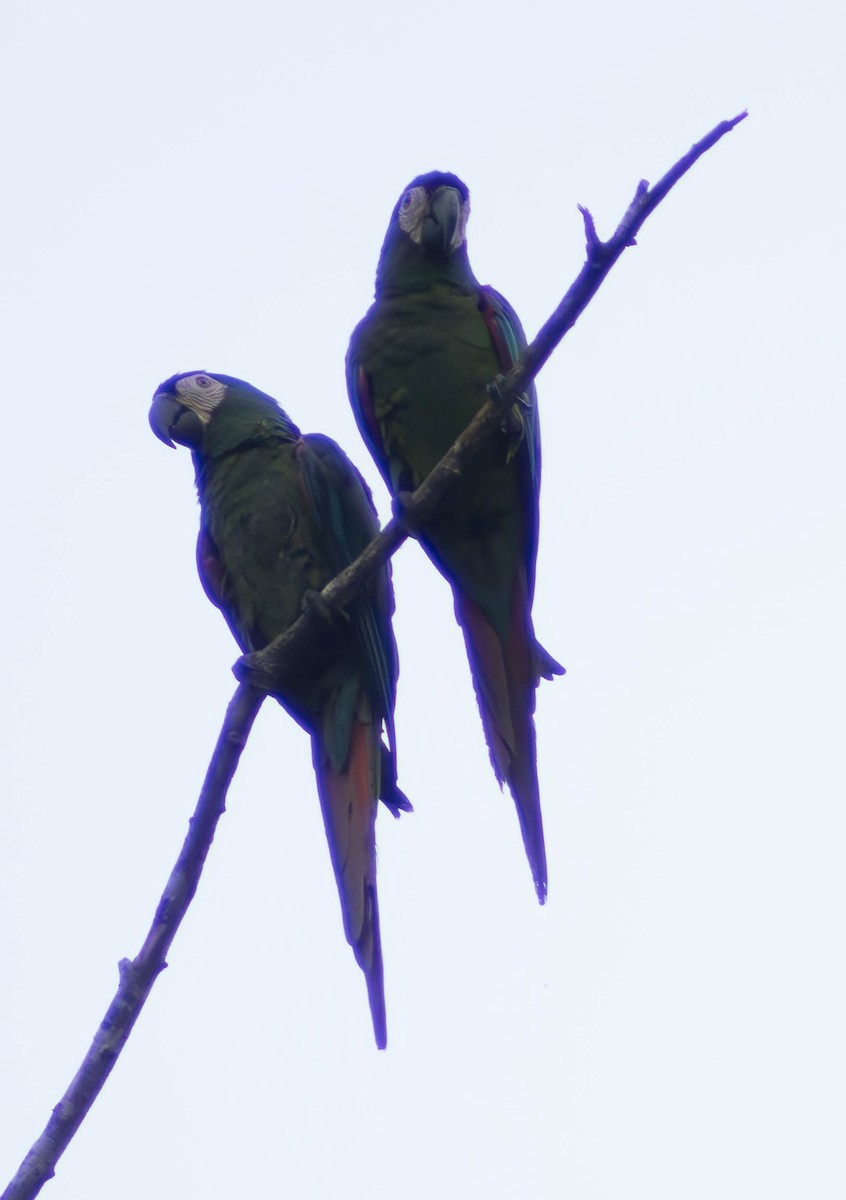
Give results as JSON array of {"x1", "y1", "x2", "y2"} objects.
[
  {"x1": 191, "y1": 403, "x2": 300, "y2": 491},
  {"x1": 375, "y1": 234, "x2": 478, "y2": 299},
  {"x1": 202, "y1": 400, "x2": 300, "y2": 459}
]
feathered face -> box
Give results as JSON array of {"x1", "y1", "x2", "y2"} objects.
[
  {"x1": 149, "y1": 372, "x2": 229, "y2": 448},
  {"x1": 391, "y1": 171, "x2": 471, "y2": 256}
]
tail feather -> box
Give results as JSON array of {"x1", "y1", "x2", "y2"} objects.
[
  {"x1": 453, "y1": 596, "x2": 514, "y2": 785},
  {"x1": 502, "y1": 585, "x2": 548, "y2": 905},
  {"x1": 453, "y1": 580, "x2": 552, "y2": 904},
  {"x1": 313, "y1": 716, "x2": 387, "y2": 1048}
]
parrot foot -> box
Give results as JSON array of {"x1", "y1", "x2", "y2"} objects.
[
  {"x1": 380, "y1": 743, "x2": 413, "y2": 817},
  {"x1": 535, "y1": 640, "x2": 566, "y2": 681},
  {"x1": 301, "y1": 588, "x2": 350, "y2": 625},
  {"x1": 488, "y1": 373, "x2": 533, "y2": 413},
  {"x1": 487, "y1": 373, "x2": 510, "y2": 408},
  {"x1": 500, "y1": 407, "x2": 524, "y2": 437},
  {"x1": 489, "y1": 374, "x2": 532, "y2": 459},
  {"x1": 391, "y1": 491, "x2": 423, "y2": 537}
]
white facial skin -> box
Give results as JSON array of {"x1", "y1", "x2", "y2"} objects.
[
  {"x1": 396, "y1": 184, "x2": 470, "y2": 252},
  {"x1": 173, "y1": 372, "x2": 228, "y2": 421}
]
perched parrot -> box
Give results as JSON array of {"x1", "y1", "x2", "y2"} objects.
[
  {"x1": 149, "y1": 371, "x2": 410, "y2": 1048},
  {"x1": 346, "y1": 172, "x2": 562, "y2": 904}
]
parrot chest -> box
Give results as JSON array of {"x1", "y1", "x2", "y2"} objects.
[
  {"x1": 356, "y1": 288, "x2": 528, "y2": 631},
  {"x1": 200, "y1": 444, "x2": 330, "y2": 650},
  {"x1": 360, "y1": 289, "x2": 504, "y2": 491}
]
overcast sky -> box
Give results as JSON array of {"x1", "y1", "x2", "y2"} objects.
[{"x1": 1, "y1": 1, "x2": 844, "y2": 1197}]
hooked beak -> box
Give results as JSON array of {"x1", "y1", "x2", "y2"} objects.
[
  {"x1": 149, "y1": 391, "x2": 204, "y2": 449},
  {"x1": 422, "y1": 186, "x2": 462, "y2": 255}
]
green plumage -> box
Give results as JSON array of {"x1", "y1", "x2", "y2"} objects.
[
  {"x1": 352, "y1": 286, "x2": 527, "y2": 643},
  {"x1": 347, "y1": 173, "x2": 562, "y2": 903},
  {"x1": 151, "y1": 371, "x2": 409, "y2": 1047}
]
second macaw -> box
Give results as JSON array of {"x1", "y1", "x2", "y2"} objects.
[
  {"x1": 150, "y1": 371, "x2": 410, "y2": 1048},
  {"x1": 346, "y1": 172, "x2": 562, "y2": 903}
]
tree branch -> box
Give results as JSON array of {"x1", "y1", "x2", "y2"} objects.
[
  {"x1": 2, "y1": 685, "x2": 264, "y2": 1200},
  {"x1": 2, "y1": 109, "x2": 746, "y2": 1199}
]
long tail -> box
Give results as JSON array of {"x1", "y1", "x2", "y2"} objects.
[
  {"x1": 453, "y1": 577, "x2": 562, "y2": 905},
  {"x1": 313, "y1": 716, "x2": 387, "y2": 1048}
]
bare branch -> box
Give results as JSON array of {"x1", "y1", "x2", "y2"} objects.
[
  {"x1": 521, "y1": 110, "x2": 748, "y2": 383},
  {"x1": 2, "y1": 110, "x2": 746, "y2": 1198},
  {"x1": 2, "y1": 685, "x2": 264, "y2": 1200}
]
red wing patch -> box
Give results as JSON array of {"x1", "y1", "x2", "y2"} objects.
[
  {"x1": 355, "y1": 364, "x2": 387, "y2": 459},
  {"x1": 196, "y1": 528, "x2": 227, "y2": 610},
  {"x1": 478, "y1": 287, "x2": 515, "y2": 371}
]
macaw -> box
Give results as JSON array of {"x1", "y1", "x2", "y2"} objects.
[
  {"x1": 150, "y1": 371, "x2": 410, "y2": 1048},
  {"x1": 346, "y1": 172, "x2": 562, "y2": 904}
]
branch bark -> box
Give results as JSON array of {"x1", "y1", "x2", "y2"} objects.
[{"x1": 2, "y1": 109, "x2": 746, "y2": 1200}]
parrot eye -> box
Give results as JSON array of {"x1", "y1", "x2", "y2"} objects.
[
  {"x1": 174, "y1": 371, "x2": 226, "y2": 415},
  {"x1": 397, "y1": 186, "x2": 426, "y2": 237}
]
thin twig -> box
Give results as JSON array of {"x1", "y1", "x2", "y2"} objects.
[
  {"x1": 2, "y1": 685, "x2": 264, "y2": 1200},
  {"x1": 2, "y1": 110, "x2": 746, "y2": 1199}
]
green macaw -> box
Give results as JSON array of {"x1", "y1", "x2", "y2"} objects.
[
  {"x1": 149, "y1": 371, "x2": 410, "y2": 1048},
  {"x1": 346, "y1": 172, "x2": 562, "y2": 904}
]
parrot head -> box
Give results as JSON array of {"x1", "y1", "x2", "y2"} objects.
[
  {"x1": 149, "y1": 371, "x2": 230, "y2": 449},
  {"x1": 149, "y1": 372, "x2": 300, "y2": 452},
  {"x1": 375, "y1": 172, "x2": 474, "y2": 293},
  {"x1": 391, "y1": 171, "x2": 470, "y2": 256}
]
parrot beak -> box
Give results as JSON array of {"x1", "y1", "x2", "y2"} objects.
[
  {"x1": 149, "y1": 391, "x2": 205, "y2": 449},
  {"x1": 422, "y1": 186, "x2": 462, "y2": 254},
  {"x1": 149, "y1": 391, "x2": 181, "y2": 447}
]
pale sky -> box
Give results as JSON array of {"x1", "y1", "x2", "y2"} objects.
[{"x1": 1, "y1": 1, "x2": 844, "y2": 1197}]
